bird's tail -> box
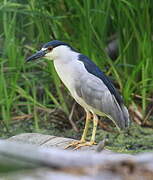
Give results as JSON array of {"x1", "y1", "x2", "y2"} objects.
[
  {"x1": 119, "y1": 104, "x2": 130, "y2": 129},
  {"x1": 107, "y1": 96, "x2": 130, "y2": 130}
]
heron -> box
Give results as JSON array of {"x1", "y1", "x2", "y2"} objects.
[{"x1": 26, "y1": 40, "x2": 130, "y2": 149}]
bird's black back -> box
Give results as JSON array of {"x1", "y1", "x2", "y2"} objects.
[{"x1": 78, "y1": 54, "x2": 123, "y2": 106}]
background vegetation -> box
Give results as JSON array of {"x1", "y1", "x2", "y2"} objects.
[{"x1": 0, "y1": 0, "x2": 153, "y2": 144}]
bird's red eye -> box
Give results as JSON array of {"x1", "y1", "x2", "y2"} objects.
[{"x1": 48, "y1": 47, "x2": 53, "y2": 51}]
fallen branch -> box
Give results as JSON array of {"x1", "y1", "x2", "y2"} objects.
[{"x1": 0, "y1": 133, "x2": 153, "y2": 179}]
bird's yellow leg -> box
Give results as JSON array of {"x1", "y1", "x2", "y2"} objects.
[
  {"x1": 65, "y1": 111, "x2": 92, "y2": 149},
  {"x1": 73, "y1": 113, "x2": 98, "y2": 150},
  {"x1": 90, "y1": 113, "x2": 98, "y2": 143},
  {"x1": 80, "y1": 111, "x2": 92, "y2": 142}
]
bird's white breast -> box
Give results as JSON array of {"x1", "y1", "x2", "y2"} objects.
[
  {"x1": 53, "y1": 56, "x2": 91, "y2": 109},
  {"x1": 54, "y1": 60, "x2": 77, "y2": 93}
]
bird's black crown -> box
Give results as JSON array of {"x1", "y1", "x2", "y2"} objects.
[{"x1": 42, "y1": 40, "x2": 75, "y2": 51}]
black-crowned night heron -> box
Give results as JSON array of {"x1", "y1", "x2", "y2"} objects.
[{"x1": 27, "y1": 40, "x2": 130, "y2": 149}]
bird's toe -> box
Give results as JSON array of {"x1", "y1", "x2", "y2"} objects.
[
  {"x1": 73, "y1": 141, "x2": 97, "y2": 150},
  {"x1": 64, "y1": 140, "x2": 86, "y2": 149}
]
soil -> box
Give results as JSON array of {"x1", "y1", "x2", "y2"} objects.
[{"x1": 1, "y1": 116, "x2": 153, "y2": 154}]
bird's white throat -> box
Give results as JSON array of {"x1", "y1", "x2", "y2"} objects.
[{"x1": 44, "y1": 45, "x2": 78, "y2": 63}]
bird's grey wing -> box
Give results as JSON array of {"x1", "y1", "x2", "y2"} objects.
[{"x1": 75, "y1": 74, "x2": 129, "y2": 129}]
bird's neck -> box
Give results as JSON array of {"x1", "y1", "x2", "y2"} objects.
[
  {"x1": 53, "y1": 53, "x2": 80, "y2": 92},
  {"x1": 53, "y1": 52, "x2": 79, "y2": 77},
  {"x1": 54, "y1": 50, "x2": 79, "y2": 63}
]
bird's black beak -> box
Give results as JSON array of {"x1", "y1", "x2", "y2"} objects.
[{"x1": 26, "y1": 50, "x2": 46, "y2": 62}]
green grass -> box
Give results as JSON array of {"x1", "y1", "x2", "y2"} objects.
[{"x1": 0, "y1": 0, "x2": 153, "y2": 133}]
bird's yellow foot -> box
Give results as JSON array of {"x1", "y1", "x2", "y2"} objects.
[
  {"x1": 65, "y1": 140, "x2": 96, "y2": 150},
  {"x1": 73, "y1": 141, "x2": 97, "y2": 150},
  {"x1": 64, "y1": 140, "x2": 86, "y2": 149}
]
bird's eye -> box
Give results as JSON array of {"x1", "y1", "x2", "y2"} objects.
[{"x1": 48, "y1": 47, "x2": 53, "y2": 51}]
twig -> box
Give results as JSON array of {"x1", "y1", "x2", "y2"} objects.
[
  {"x1": 98, "y1": 120, "x2": 116, "y2": 132},
  {"x1": 132, "y1": 93, "x2": 153, "y2": 102},
  {"x1": 12, "y1": 114, "x2": 33, "y2": 121},
  {"x1": 68, "y1": 102, "x2": 79, "y2": 132},
  {"x1": 143, "y1": 106, "x2": 153, "y2": 124}
]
